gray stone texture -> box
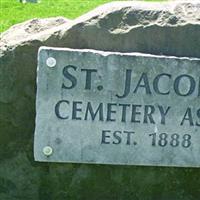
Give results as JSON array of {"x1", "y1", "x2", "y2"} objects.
[{"x1": 0, "y1": 1, "x2": 200, "y2": 199}]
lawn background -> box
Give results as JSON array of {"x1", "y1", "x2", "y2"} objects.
[{"x1": 1, "y1": 0, "x2": 166, "y2": 33}]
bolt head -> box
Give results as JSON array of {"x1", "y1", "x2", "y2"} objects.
[
  {"x1": 46, "y1": 57, "x2": 56, "y2": 68},
  {"x1": 43, "y1": 146, "x2": 53, "y2": 156}
]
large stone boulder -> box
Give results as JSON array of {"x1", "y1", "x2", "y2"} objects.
[
  {"x1": 0, "y1": 1, "x2": 200, "y2": 200},
  {"x1": 1, "y1": 1, "x2": 200, "y2": 57}
]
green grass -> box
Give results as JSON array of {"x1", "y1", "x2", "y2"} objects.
[{"x1": 0, "y1": 0, "x2": 166, "y2": 33}]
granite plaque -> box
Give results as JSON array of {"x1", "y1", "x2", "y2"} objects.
[{"x1": 34, "y1": 47, "x2": 200, "y2": 167}]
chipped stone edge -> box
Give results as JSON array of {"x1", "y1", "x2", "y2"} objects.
[{"x1": 38, "y1": 46, "x2": 200, "y2": 62}]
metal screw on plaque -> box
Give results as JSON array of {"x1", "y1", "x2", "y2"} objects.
[
  {"x1": 46, "y1": 57, "x2": 56, "y2": 68},
  {"x1": 43, "y1": 146, "x2": 53, "y2": 156}
]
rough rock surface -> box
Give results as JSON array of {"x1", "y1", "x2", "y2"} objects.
[
  {"x1": 0, "y1": 1, "x2": 200, "y2": 200},
  {"x1": 1, "y1": 1, "x2": 200, "y2": 57},
  {"x1": 0, "y1": 17, "x2": 69, "y2": 44}
]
